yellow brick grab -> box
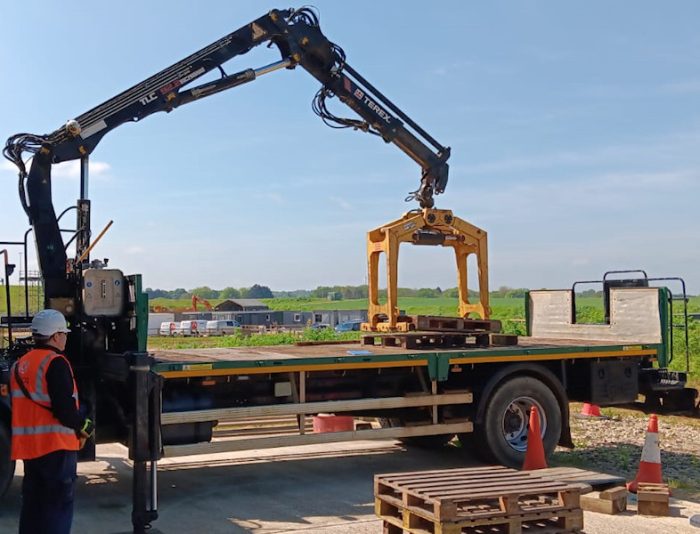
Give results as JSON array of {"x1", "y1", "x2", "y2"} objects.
[{"x1": 363, "y1": 208, "x2": 489, "y2": 332}]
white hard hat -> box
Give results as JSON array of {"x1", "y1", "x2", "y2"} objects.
[{"x1": 31, "y1": 309, "x2": 71, "y2": 336}]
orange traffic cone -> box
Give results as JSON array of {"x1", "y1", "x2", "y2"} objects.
[
  {"x1": 522, "y1": 406, "x2": 547, "y2": 470},
  {"x1": 580, "y1": 403, "x2": 602, "y2": 417},
  {"x1": 627, "y1": 414, "x2": 663, "y2": 493}
]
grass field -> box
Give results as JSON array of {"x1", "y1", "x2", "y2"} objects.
[
  {"x1": 4, "y1": 286, "x2": 699, "y2": 373},
  {"x1": 7, "y1": 287, "x2": 698, "y2": 315},
  {"x1": 0, "y1": 285, "x2": 43, "y2": 316},
  {"x1": 148, "y1": 295, "x2": 610, "y2": 314},
  {"x1": 146, "y1": 293, "x2": 699, "y2": 373}
]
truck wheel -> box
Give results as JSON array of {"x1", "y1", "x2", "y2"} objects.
[
  {"x1": 0, "y1": 423, "x2": 15, "y2": 496},
  {"x1": 466, "y1": 376, "x2": 561, "y2": 468},
  {"x1": 378, "y1": 418, "x2": 454, "y2": 449}
]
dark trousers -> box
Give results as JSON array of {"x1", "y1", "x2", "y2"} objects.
[{"x1": 20, "y1": 449, "x2": 77, "y2": 534}]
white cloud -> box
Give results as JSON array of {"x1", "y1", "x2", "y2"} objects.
[
  {"x1": 52, "y1": 160, "x2": 111, "y2": 180},
  {"x1": 570, "y1": 257, "x2": 591, "y2": 267},
  {"x1": 577, "y1": 79, "x2": 700, "y2": 99},
  {"x1": 251, "y1": 191, "x2": 285, "y2": 205},
  {"x1": 455, "y1": 150, "x2": 588, "y2": 175},
  {"x1": 521, "y1": 45, "x2": 570, "y2": 63},
  {"x1": 474, "y1": 168, "x2": 696, "y2": 209},
  {"x1": 329, "y1": 195, "x2": 352, "y2": 210},
  {"x1": 659, "y1": 79, "x2": 700, "y2": 95},
  {"x1": 599, "y1": 169, "x2": 696, "y2": 188},
  {"x1": 1, "y1": 160, "x2": 16, "y2": 172},
  {"x1": 432, "y1": 59, "x2": 477, "y2": 77},
  {"x1": 453, "y1": 128, "x2": 700, "y2": 178},
  {"x1": 0, "y1": 157, "x2": 111, "y2": 181}
]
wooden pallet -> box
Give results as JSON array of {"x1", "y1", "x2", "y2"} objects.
[
  {"x1": 363, "y1": 332, "x2": 518, "y2": 350},
  {"x1": 381, "y1": 515, "x2": 582, "y2": 534},
  {"x1": 406, "y1": 315, "x2": 502, "y2": 333},
  {"x1": 362, "y1": 315, "x2": 518, "y2": 349},
  {"x1": 363, "y1": 332, "x2": 487, "y2": 349},
  {"x1": 375, "y1": 466, "x2": 583, "y2": 534}
]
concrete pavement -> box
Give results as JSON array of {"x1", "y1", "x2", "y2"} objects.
[{"x1": 1, "y1": 440, "x2": 699, "y2": 533}]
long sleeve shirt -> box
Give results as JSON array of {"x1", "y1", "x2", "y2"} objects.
[{"x1": 44, "y1": 353, "x2": 85, "y2": 433}]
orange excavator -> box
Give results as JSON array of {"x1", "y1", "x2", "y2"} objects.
[
  {"x1": 191, "y1": 295, "x2": 213, "y2": 311},
  {"x1": 151, "y1": 295, "x2": 213, "y2": 313}
]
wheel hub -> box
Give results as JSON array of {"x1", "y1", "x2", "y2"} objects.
[{"x1": 501, "y1": 396, "x2": 547, "y2": 452}]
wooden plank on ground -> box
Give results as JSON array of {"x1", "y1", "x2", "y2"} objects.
[
  {"x1": 165, "y1": 420, "x2": 472, "y2": 457},
  {"x1": 162, "y1": 392, "x2": 473, "y2": 425},
  {"x1": 581, "y1": 490, "x2": 627, "y2": 515},
  {"x1": 535, "y1": 466, "x2": 625, "y2": 491},
  {"x1": 638, "y1": 483, "x2": 670, "y2": 516}
]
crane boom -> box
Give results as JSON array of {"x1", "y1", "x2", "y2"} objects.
[
  {"x1": 5, "y1": 7, "x2": 448, "y2": 203},
  {"x1": 3, "y1": 7, "x2": 450, "y2": 303}
]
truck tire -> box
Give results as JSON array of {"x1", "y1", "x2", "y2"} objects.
[
  {"x1": 378, "y1": 418, "x2": 454, "y2": 449},
  {"x1": 0, "y1": 422, "x2": 15, "y2": 496},
  {"x1": 464, "y1": 376, "x2": 561, "y2": 468}
]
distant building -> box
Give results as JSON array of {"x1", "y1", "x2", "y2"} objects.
[
  {"x1": 178, "y1": 309, "x2": 369, "y2": 328},
  {"x1": 214, "y1": 299, "x2": 269, "y2": 312},
  {"x1": 309, "y1": 310, "x2": 368, "y2": 326}
]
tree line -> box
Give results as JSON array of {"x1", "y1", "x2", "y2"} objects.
[
  {"x1": 145, "y1": 283, "x2": 274, "y2": 300},
  {"x1": 144, "y1": 284, "x2": 596, "y2": 301}
]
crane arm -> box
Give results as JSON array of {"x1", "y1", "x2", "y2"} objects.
[
  {"x1": 3, "y1": 7, "x2": 450, "y2": 300},
  {"x1": 5, "y1": 7, "x2": 448, "y2": 208},
  {"x1": 4, "y1": 10, "x2": 294, "y2": 168}
]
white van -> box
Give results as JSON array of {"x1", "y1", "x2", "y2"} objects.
[
  {"x1": 178, "y1": 320, "x2": 208, "y2": 336},
  {"x1": 206, "y1": 320, "x2": 241, "y2": 336},
  {"x1": 159, "y1": 321, "x2": 178, "y2": 336}
]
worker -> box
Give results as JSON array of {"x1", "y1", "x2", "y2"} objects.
[{"x1": 10, "y1": 309, "x2": 94, "y2": 534}]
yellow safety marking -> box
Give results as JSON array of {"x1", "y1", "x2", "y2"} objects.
[
  {"x1": 182, "y1": 363, "x2": 213, "y2": 371},
  {"x1": 449, "y1": 348, "x2": 656, "y2": 365},
  {"x1": 158, "y1": 359, "x2": 430, "y2": 379},
  {"x1": 157, "y1": 348, "x2": 657, "y2": 379}
]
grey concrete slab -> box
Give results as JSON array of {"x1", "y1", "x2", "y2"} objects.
[{"x1": 1, "y1": 441, "x2": 699, "y2": 533}]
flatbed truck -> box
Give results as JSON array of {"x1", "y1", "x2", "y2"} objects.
[
  {"x1": 116, "y1": 275, "x2": 694, "y2": 531},
  {"x1": 150, "y1": 279, "x2": 693, "y2": 470}
]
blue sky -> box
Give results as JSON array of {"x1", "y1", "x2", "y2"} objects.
[{"x1": 1, "y1": 1, "x2": 699, "y2": 294}]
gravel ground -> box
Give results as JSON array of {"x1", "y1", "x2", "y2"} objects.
[{"x1": 551, "y1": 404, "x2": 700, "y2": 499}]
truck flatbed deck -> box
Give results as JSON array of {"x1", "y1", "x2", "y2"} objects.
[{"x1": 151, "y1": 337, "x2": 659, "y2": 380}]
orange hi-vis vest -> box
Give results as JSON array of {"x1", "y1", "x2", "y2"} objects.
[{"x1": 10, "y1": 348, "x2": 80, "y2": 460}]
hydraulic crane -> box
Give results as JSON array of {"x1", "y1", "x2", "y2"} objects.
[
  {"x1": 1, "y1": 7, "x2": 453, "y2": 531},
  {"x1": 4, "y1": 7, "x2": 450, "y2": 307}
]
